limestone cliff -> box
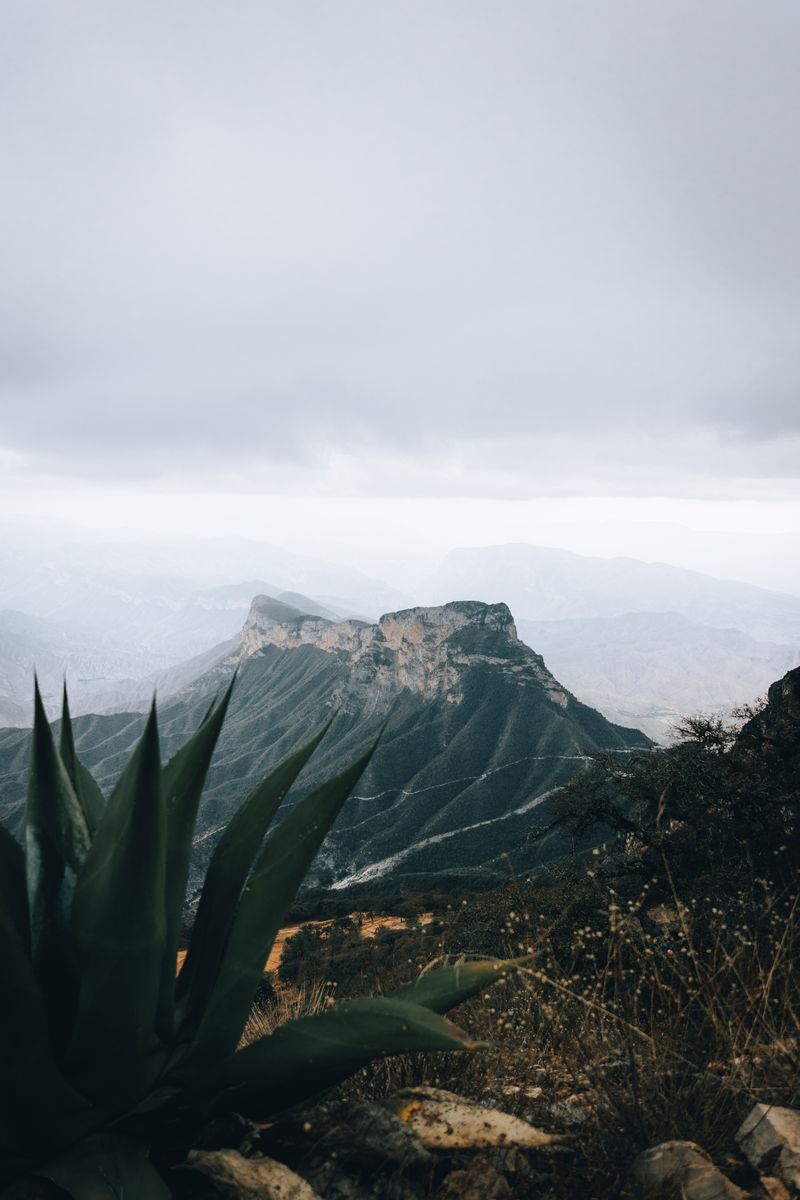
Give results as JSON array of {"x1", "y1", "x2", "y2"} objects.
[{"x1": 239, "y1": 596, "x2": 570, "y2": 710}]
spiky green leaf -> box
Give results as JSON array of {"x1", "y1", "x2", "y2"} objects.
[
  {"x1": 40, "y1": 1133, "x2": 169, "y2": 1200},
  {"x1": 66, "y1": 705, "x2": 167, "y2": 1105},
  {"x1": 391, "y1": 955, "x2": 531, "y2": 1014},
  {"x1": 0, "y1": 828, "x2": 88, "y2": 1166},
  {"x1": 0, "y1": 824, "x2": 28, "y2": 948},
  {"x1": 156, "y1": 677, "x2": 235, "y2": 1042},
  {"x1": 25, "y1": 682, "x2": 90, "y2": 1049},
  {"x1": 26, "y1": 680, "x2": 91, "y2": 897},
  {"x1": 59, "y1": 685, "x2": 105, "y2": 837},
  {"x1": 176, "y1": 717, "x2": 333, "y2": 1030},
  {"x1": 189, "y1": 736, "x2": 378, "y2": 1064},
  {"x1": 212, "y1": 996, "x2": 478, "y2": 1120}
]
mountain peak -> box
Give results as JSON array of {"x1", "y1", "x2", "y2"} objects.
[
  {"x1": 240, "y1": 597, "x2": 568, "y2": 707},
  {"x1": 249, "y1": 594, "x2": 315, "y2": 623}
]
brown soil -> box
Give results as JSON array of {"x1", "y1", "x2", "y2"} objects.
[{"x1": 177, "y1": 912, "x2": 433, "y2": 976}]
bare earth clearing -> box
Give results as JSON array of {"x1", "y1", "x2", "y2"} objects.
[{"x1": 177, "y1": 912, "x2": 433, "y2": 977}]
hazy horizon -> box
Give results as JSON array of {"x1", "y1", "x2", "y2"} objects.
[{"x1": 3, "y1": 501, "x2": 800, "y2": 602}]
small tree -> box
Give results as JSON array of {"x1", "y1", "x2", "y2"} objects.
[{"x1": 554, "y1": 695, "x2": 799, "y2": 884}]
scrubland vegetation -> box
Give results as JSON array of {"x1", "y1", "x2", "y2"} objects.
[
  {"x1": 241, "y1": 866, "x2": 797, "y2": 1197},
  {"x1": 241, "y1": 687, "x2": 800, "y2": 1197}
]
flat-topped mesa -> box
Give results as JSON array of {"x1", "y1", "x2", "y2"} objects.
[{"x1": 239, "y1": 597, "x2": 570, "y2": 707}]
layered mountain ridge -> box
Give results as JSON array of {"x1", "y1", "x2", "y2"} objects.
[{"x1": 0, "y1": 596, "x2": 649, "y2": 893}]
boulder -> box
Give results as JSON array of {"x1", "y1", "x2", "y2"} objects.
[
  {"x1": 384, "y1": 1086, "x2": 557, "y2": 1151},
  {"x1": 630, "y1": 1140, "x2": 747, "y2": 1199},
  {"x1": 736, "y1": 1104, "x2": 800, "y2": 1192},
  {"x1": 187, "y1": 1149, "x2": 319, "y2": 1199}
]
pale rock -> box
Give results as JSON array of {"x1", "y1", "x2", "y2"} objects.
[
  {"x1": 501, "y1": 1083, "x2": 544, "y2": 1100},
  {"x1": 188, "y1": 1149, "x2": 319, "y2": 1199},
  {"x1": 630, "y1": 1140, "x2": 747, "y2": 1199},
  {"x1": 756, "y1": 1177, "x2": 792, "y2": 1200},
  {"x1": 384, "y1": 1085, "x2": 558, "y2": 1150},
  {"x1": 239, "y1": 598, "x2": 570, "y2": 710},
  {"x1": 736, "y1": 1104, "x2": 800, "y2": 1192}
]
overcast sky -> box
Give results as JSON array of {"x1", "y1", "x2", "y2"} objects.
[{"x1": 1, "y1": 1, "x2": 799, "y2": 567}]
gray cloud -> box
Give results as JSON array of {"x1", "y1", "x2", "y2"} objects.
[{"x1": 1, "y1": 0, "x2": 798, "y2": 496}]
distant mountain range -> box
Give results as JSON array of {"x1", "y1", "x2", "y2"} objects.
[
  {"x1": 1, "y1": 536, "x2": 798, "y2": 742},
  {"x1": 519, "y1": 612, "x2": 799, "y2": 741},
  {"x1": 432, "y1": 544, "x2": 800, "y2": 739},
  {"x1": 433, "y1": 543, "x2": 800, "y2": 642},
  {"x1": 0, "y1": 597, "x2": 649, "y2": 893},
  {"x1": 0, "y1": 608, "x2": 184, "y2": 727}
]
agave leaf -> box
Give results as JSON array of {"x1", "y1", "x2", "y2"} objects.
[
  {"x1": 0, "y1": 1152, "x2": 38, "y2": 1190},
  {"x1": 211, "y1": 997, "x2": 479, "y2": 1120},
  {"x1": 176, "y1": 717, "x2": 333, "y2": 1029},
  {"x1": 26, "y1": 681, "x2": 92, "y2": 897},
  {"x1": 66, "y1": 705, "x2": 168, "y2": 1105},
  {"x1": 0, "y1": 824, "x2": 29, "y2": 947},
  {"x1": 0, "y1": 836, "x2": 88, "y2": 1163},
  {"x1": 40, "y1": 1132, "x2": 169, "y2": 1200},
  {"x1": 155, "y1": 677, "x2": 236, "y2": 1042},
  {"x1": 391, "y1": 955, "x2": 532, "y2": 1014},
  {"x1": 189, "y1": 736, "x2": 379, "y2": 1064},
  {"x1": 25, "y1": 682, "x2": 91, "y2": 1049},
  {"x1": 197, "y1": 692, "x2": 220, "y2": 728},
  {"x1": 59, "y1": 685, "x2": 105, "y2": 836}
]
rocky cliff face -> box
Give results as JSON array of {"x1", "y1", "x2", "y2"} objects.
[{"x1": 240, "y1": 596, "x2": 570, "y2": 711}]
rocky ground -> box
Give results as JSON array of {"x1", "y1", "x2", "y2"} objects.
[{"x1": 172, "y1": 1086, "x2": 800, "y2": 1199}]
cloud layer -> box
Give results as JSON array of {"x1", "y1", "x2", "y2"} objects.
[{"x1": 1, "y1": 1, "x2": 798, "y2": 496}]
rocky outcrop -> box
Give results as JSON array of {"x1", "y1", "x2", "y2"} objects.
[
  {"x1": 727, "y1": 667, "x2": 800, "y2": 879},
  {"x1": 630, "y1": 1141, "x2": 748, "y2": 1199},
  {"x1": 240, "y1": 598, "x2": 570, "y2": 710},
  {"x1": 737, "y1": 1104, "x2": 800, "y2": 1193},
  {"x1": 732, "y1": 666, "x2": 800, "y2": 777}
]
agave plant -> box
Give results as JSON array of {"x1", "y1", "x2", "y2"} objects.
[{"x1": 0, "y1": 679, "x2": 522, "y2": 1198}]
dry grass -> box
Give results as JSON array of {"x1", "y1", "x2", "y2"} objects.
[
  {"x1": 240, "y1": 977, "x2": 338, "y2": 1045},
  {"x1": 233, "y1": 866, "x2": 799, "y2": 1196},
  {"x1": 317, "y1": 874, "x2": 800, "y2": 1198}
]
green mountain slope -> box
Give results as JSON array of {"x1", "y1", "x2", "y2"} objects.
[{"x1": 0, "y1": 600, "x2": 649, "y2": 891}]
